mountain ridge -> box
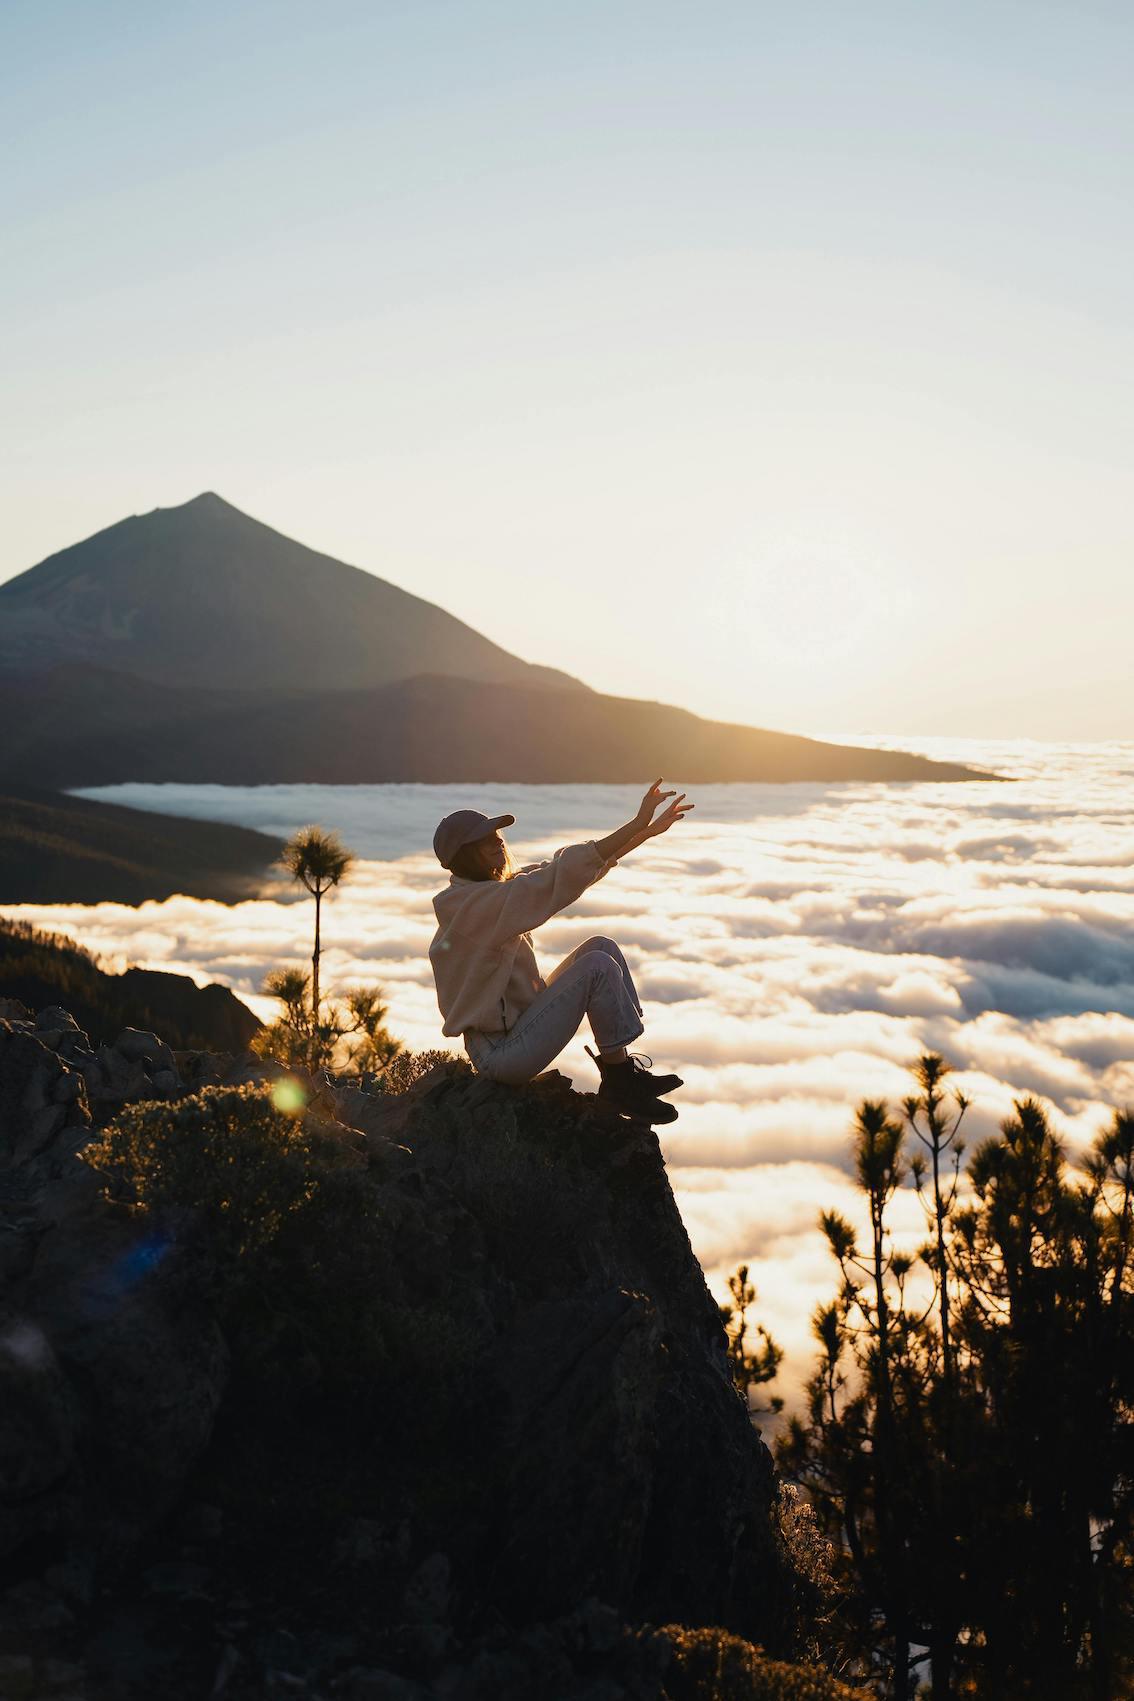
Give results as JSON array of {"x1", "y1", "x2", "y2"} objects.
[
  {"x1": 0, "y1": 494, "x2": 996, "y2": 785},
  {"x1": 0, "y1": 661, "x2": 989, "y2": 786}
]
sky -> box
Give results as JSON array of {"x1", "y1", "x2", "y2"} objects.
[
  {"x1": 11, "y1": 737, "x2": 1134, "y2": 1404},
  {"x1": 3, "y1": 1, "x2": 1133, "y2": 737}
]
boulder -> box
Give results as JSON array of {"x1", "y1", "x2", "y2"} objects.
[
  {"x1": 23, "y1": 1202, "x2": 229, "y2": 1560},
  {"x1": 35, "y1": 1007, "x2": 81, "y2": 1032},
  {"x1": 0, "y1": 1014, "x2": 227, "y2": 1575},
  {"x1": 0, "y1": 1022, "x2": 95, "y2": 1285},
  {"x1": 0, "y1": 1022, "x2": 91, "y2": 1168},
  {"x1": 112, "y1": 1028, "x2": 178, "y2": 1073}
]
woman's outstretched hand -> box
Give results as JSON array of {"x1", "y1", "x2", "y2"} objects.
[
  {"x1": 595, "y1": 779, "x2": 694, "y2": 864},
  {"x1": 635, "y1": 777, "x2": 694, "y2": 839},
  {"x1": 636, "y1": 778, "x2": 674, "y2": 825}
]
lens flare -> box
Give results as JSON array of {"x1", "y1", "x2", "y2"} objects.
[{"x1": 271, "y1": 1077, "x2": 307, "y2": 1116}]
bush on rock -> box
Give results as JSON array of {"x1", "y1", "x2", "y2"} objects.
[
  {"x1": 86, "y1": 1083, "x2": 364, "y2": 1279},
  {"x1": 652, "y1": 1623, "x2": 868, "y2": 1700}
]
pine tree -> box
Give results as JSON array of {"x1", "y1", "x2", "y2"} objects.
[
  {"x1": 780, "y1": 1064, "x2": 1134, "y2": 1701},
  {"x1": 718, "y1": 1263, "x2": 784, "y2": 1416}
]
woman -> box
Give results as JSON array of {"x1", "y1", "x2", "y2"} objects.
[{"x1": 428, "y1": 779, "x2": 694, "y2": 1123}]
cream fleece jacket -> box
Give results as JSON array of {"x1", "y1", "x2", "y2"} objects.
[{"x1": 429, "y1": 839, "x2": 619, "y2": 1039}]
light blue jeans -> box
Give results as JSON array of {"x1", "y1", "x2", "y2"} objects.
[{"x1": 463, "y1": 935, "x2": 645, "y2": 1086}]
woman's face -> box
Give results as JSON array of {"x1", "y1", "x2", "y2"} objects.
[{"x1": 473, "y1": 830, "x2": 508, "y2": 876}]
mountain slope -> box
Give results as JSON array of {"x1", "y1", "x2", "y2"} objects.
[
  {"x1": 0, "y1": 665, "x2": 988, "y2": 785},
  {"x1": 0, "y1": 491, "x2": 583, "y2": 694},
  {"x1": 0, "y1": 786, "x2": 282, "y2": 903}
]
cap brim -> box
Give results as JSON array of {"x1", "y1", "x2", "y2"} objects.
[{"x1": 486, "y1": 814, "x2": 516, "y2": 831}]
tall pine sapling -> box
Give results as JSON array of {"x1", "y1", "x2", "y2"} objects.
[{"x1": 903, "y1": 1053, "x2": 967, "y2": 1393}]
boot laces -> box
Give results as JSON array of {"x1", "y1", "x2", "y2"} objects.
[{"x1": 589, "y1": 1047, "x2": 656, "y2": 1074}]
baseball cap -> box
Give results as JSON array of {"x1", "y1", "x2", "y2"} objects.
[{"x1": 433, "y1": 808, "x2": 516, "y2": 869}]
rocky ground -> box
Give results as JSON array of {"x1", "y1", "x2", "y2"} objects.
[{"x1": 0, "y1": 1002, "x2": 863, "y2": 1700}]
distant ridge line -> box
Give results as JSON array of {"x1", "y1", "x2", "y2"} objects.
[{"x1": 0, "y1": 661, "x2": 993, "y2": 787}]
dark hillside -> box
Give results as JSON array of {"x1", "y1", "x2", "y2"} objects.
[
  {"x1": 0, "y1": 668, "x2": 990, "y2": 788},
  {"x1": 0, "y1": 786, "x2": 281, "y2": 903}
]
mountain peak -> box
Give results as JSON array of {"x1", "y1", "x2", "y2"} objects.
[
  {"x1": 154, "y1": 490, "x2": 241, "y2": 520},
  {"x1": 0, "y1": 497, "x2": 585, "y2": 696}
]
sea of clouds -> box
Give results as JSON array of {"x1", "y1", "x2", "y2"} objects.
[{"x1": 8, "y1": 736, "x2": 1134, "y2": 1413}]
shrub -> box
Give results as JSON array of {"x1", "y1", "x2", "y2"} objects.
[
  {"x1": 368, "y1": 1046, "x2": 470, "y2": 1094},
  {"x1": 654, "y1": 1623, "x2": 869, "y2": 1700},
  {"x1": 86, "y1": 1083, "x2": 364, "y2": 1282},
  {"x1": 773, "y1": 1484, "x2": 847, "y2": 1674},
  {"x1": 85, "y1": 1078, "x2": 493, "y2": 1589},
  {"x1": 252, "y1": 967, "x2": 402, "y2": 1075},
  {"x1": 85, "y1": 1081, "x2": 482, "y2": 1426}
]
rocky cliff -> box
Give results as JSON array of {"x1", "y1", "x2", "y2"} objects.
[{"x1": 0, "y1": 1006, "x2": 861, "y2": 1700}]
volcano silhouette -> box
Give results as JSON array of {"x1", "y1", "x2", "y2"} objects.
[{"x1": 0, "y1": 494, "x2": 990, "y2": 786}]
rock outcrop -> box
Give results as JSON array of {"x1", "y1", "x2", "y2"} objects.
[
  {"x1": 0, "y1": 1005, "x2": 854, "y2": 1700},
  {"x1": 0, "y1": 919, "x2": 263, "y2": 1051}
]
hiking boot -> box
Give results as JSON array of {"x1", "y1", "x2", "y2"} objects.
[
  {"x1": 586, "y1": 1048, "x2": 681, "y2": 1123},
  {"x1": 586, "y1": 1047, "x2": 683, "y2": 1096}
]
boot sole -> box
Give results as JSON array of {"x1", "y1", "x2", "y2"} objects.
[{"x1": 595, "y1": 1090, "x2": 678, "y2": 1125}]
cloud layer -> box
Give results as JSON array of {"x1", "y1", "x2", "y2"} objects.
[{"x1": 9, "y1": 738, "x2": 1130, "y2": 1410}]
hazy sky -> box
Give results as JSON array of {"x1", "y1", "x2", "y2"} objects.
[{"x1": 4, "y1": 2, "x2": 1132, "y2": 738}]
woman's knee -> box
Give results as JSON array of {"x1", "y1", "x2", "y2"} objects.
[
  {"x1": 579, "y1": 934, "x2": 620, "y2": 959},
  {"x1": 577, "y1": 948, "x2": 622, "y2": 981}
]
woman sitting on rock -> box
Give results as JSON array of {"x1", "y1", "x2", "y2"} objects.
[{"x1": 428, "y1": 780, "x2": 693, "y2": 1124}]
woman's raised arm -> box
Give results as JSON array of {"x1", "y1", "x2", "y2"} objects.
[
  {"x1": 595, "y1": 778, "x2": 694, "y2": 862},
  {"x1": 458, "y1": 842, "x2": 612, "y2": 947}
]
